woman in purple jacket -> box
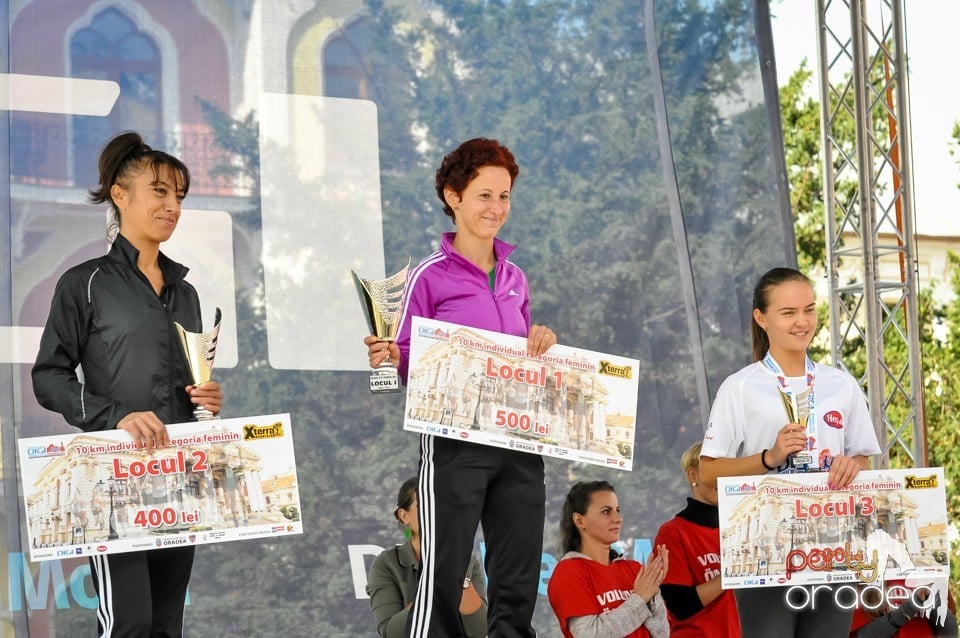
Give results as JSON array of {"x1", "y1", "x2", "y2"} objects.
[{"x1": 365, "y1": 138, "x2": 556, "y2": 637}]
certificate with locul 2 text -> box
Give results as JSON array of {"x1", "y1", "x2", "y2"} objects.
[{"x1": 18, "y1": 413, "x2": 302, "y2": 561}]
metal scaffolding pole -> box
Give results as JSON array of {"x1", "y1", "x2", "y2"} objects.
[{"x1": 815, "y1": 0, "x2": 926, "y2": 468}]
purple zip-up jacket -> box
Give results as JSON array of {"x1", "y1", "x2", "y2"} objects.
[{"x1": 395, "y1": 232, "x2": 531, "y2": 382}]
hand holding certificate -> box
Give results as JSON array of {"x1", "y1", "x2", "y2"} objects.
[
  {"x1": 404, "y1": 317, "x2": 641, "y2": 470},
  {"x1": 18, "y1": 414, "x2": 303, "y2": 562},
  {"x1": 717, "y1": 468, "x2": 949, "y2": 590}
]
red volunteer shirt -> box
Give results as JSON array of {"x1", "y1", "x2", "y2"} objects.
[{"x1": 548, "y1": 555, "x2": 652, "y2": 638}]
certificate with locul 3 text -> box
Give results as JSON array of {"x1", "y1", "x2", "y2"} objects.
[
  {"x1": 18, "y1": 413, "x2": 302, "y2": 562},
  {"x1": 717, "y1": 468, "x2": 949, "y2": 589},
  {"x1": 405, "y1": 317, "x2": 640, "y2": 470}
]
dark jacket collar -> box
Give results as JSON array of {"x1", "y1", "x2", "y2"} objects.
[
  {"x1": 109, "y1": 233, "x2": 189, "y2": 283},
  {"x1": 677, "y1": 497, "x2": 719, "y2": 528}
]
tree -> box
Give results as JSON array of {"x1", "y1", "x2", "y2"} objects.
[{"x1": 179, "y1": 2, "x2": 796, "y2": 635}]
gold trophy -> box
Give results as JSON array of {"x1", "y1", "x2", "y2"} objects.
[
  {"x1": 352, "y1": 262, "x2": 410, "y2": 394},
  {"x1": 174, "y1": 307, "x2": 222, "y2": 420},
  {"x1": 780, "y1": 389, "x2": 813, "y2": 467}
]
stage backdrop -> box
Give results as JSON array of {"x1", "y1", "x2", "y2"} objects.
[{"x1": 1, "y1": 1, "x2": 794, "y2": 635}]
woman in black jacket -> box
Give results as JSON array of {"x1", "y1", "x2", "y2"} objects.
[{"x1": 32, "y1": 131, "x2": 222, "y2": 637}]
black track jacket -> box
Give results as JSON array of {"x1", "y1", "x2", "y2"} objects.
[{"x1": 32, "y1": 233, "x2": 202, "y2": 431}]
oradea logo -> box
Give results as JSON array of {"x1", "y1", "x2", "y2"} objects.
[
  {"x1": 905, "y1": 474, "x2": 938, "y2": 489},
  {"x1": 598, "y1": 360, "x2": 632, "y2": 379},
  {"x1": 243, "y1": 421, "x2": 284, "y2": 440},
  {"x1": 823, "y1": 411, "x2": 844, "y2": 429},
  {"x1": 161, "y1": 538, "x2": 187, "y2": 546},
  {"x1": 418, "y1": 325, "x2": 450, "y2": 340},
  {"x1": 27, "y1": 442, "x2": 67, "y2": 459}
]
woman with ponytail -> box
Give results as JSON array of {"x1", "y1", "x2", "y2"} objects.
[
  {"x1": 698, "y1": 267, "x2": 880, "y2": 637},
  {"x1": 32, "y1": 131, "x2": 222, "y2": 636},
  {"x1": 366, "y1": 477, "x2": 487, "y2": 638},
  {"x1": 547, "y1": 481, "x2": 669, "y2": 638}
]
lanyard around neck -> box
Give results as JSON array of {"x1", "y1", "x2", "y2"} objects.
[{"x1": 761, "y1": 351, "x2": 816, "y2": 436}]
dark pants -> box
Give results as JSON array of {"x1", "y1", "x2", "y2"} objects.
[
  {"x1": 735, "y1": 585, "x2": 855, "y2": 638},
  {"x1": 91, "y1": 546, "x2": 195, "y2": 637},
  {"x1": 408, "y1": 436, "x2": 545, "y2": 638}
]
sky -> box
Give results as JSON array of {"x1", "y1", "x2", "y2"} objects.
[{"x1": 770, "y1": 0, "x2": 960, "y2": 237}]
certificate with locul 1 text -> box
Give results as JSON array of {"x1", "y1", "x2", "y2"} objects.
[
  {"x1": 405, "y1": 317, "x2": 640, "y2": 470},
  {"x1": 18, "y1": 413, "x2": 302, "y2": 561}
]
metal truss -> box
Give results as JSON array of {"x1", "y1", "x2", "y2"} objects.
[{"x1": 815, "y1": 0, "x2": 925, "y2": 467}]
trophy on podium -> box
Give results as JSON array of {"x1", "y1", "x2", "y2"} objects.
[
  {"x1": 174, "y1": 307, "x2": 222, "y2": 420},
  {"x1": 352, "y1": 262, "x2": 410, "y2": 394}
]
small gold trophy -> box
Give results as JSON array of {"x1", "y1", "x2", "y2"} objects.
[
  {"x1": 352, "y1": 262, "x2": 410, "y2": 394},
  {"x1": 780, "y1": 389, "x2": 813, "y2": 467},
  {"x1": 174, "y1": 307, "x2": 222, "y2": 420}
]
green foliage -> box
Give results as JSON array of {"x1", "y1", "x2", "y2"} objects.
[
  {"x1": 949, "y1": 121, "x2": 960, "y2": 181},
  {"x1": 918, "y1": 254, "x2": 960, "y2": 503},
  {"x1": 915, "y1": 258, "x2": 960, "y2": 603},
  {"x1": 778, "y1": 60, "x2": 827, "y2": 273}
]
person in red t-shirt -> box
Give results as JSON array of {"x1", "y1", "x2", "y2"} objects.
[
  {"x1": 547, "y1": 480, "x2": 669, "y2": 638},
  {"x1": 654, "y1": 441, "x2": 741, "y2": 637}
]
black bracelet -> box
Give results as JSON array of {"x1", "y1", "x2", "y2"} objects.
[{"x1": 761, "y1": 449, "x2": 775, "y2": 471}]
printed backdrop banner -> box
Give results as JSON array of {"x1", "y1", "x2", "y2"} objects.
[
  {"x1": 17, "y1": 414, "x2": 302, "y2": 562},
  {"x1": 406, "y1": 317, "x2": 641, "y2": 470},
  {"x1": 718, "y1": 468, "x2": 949, "y2": 589},
  {"x1": 2, "y1": 0, "x2": 792, "y2": 634}
]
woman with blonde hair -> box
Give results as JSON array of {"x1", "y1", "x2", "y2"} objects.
[{"x1": 653, "y1": 441, "x2": 740, "y2": 636}]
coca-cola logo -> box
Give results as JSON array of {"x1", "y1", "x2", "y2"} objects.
[{"x1": 823, "y1": 411, "x2": 843, "y2": 429}]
